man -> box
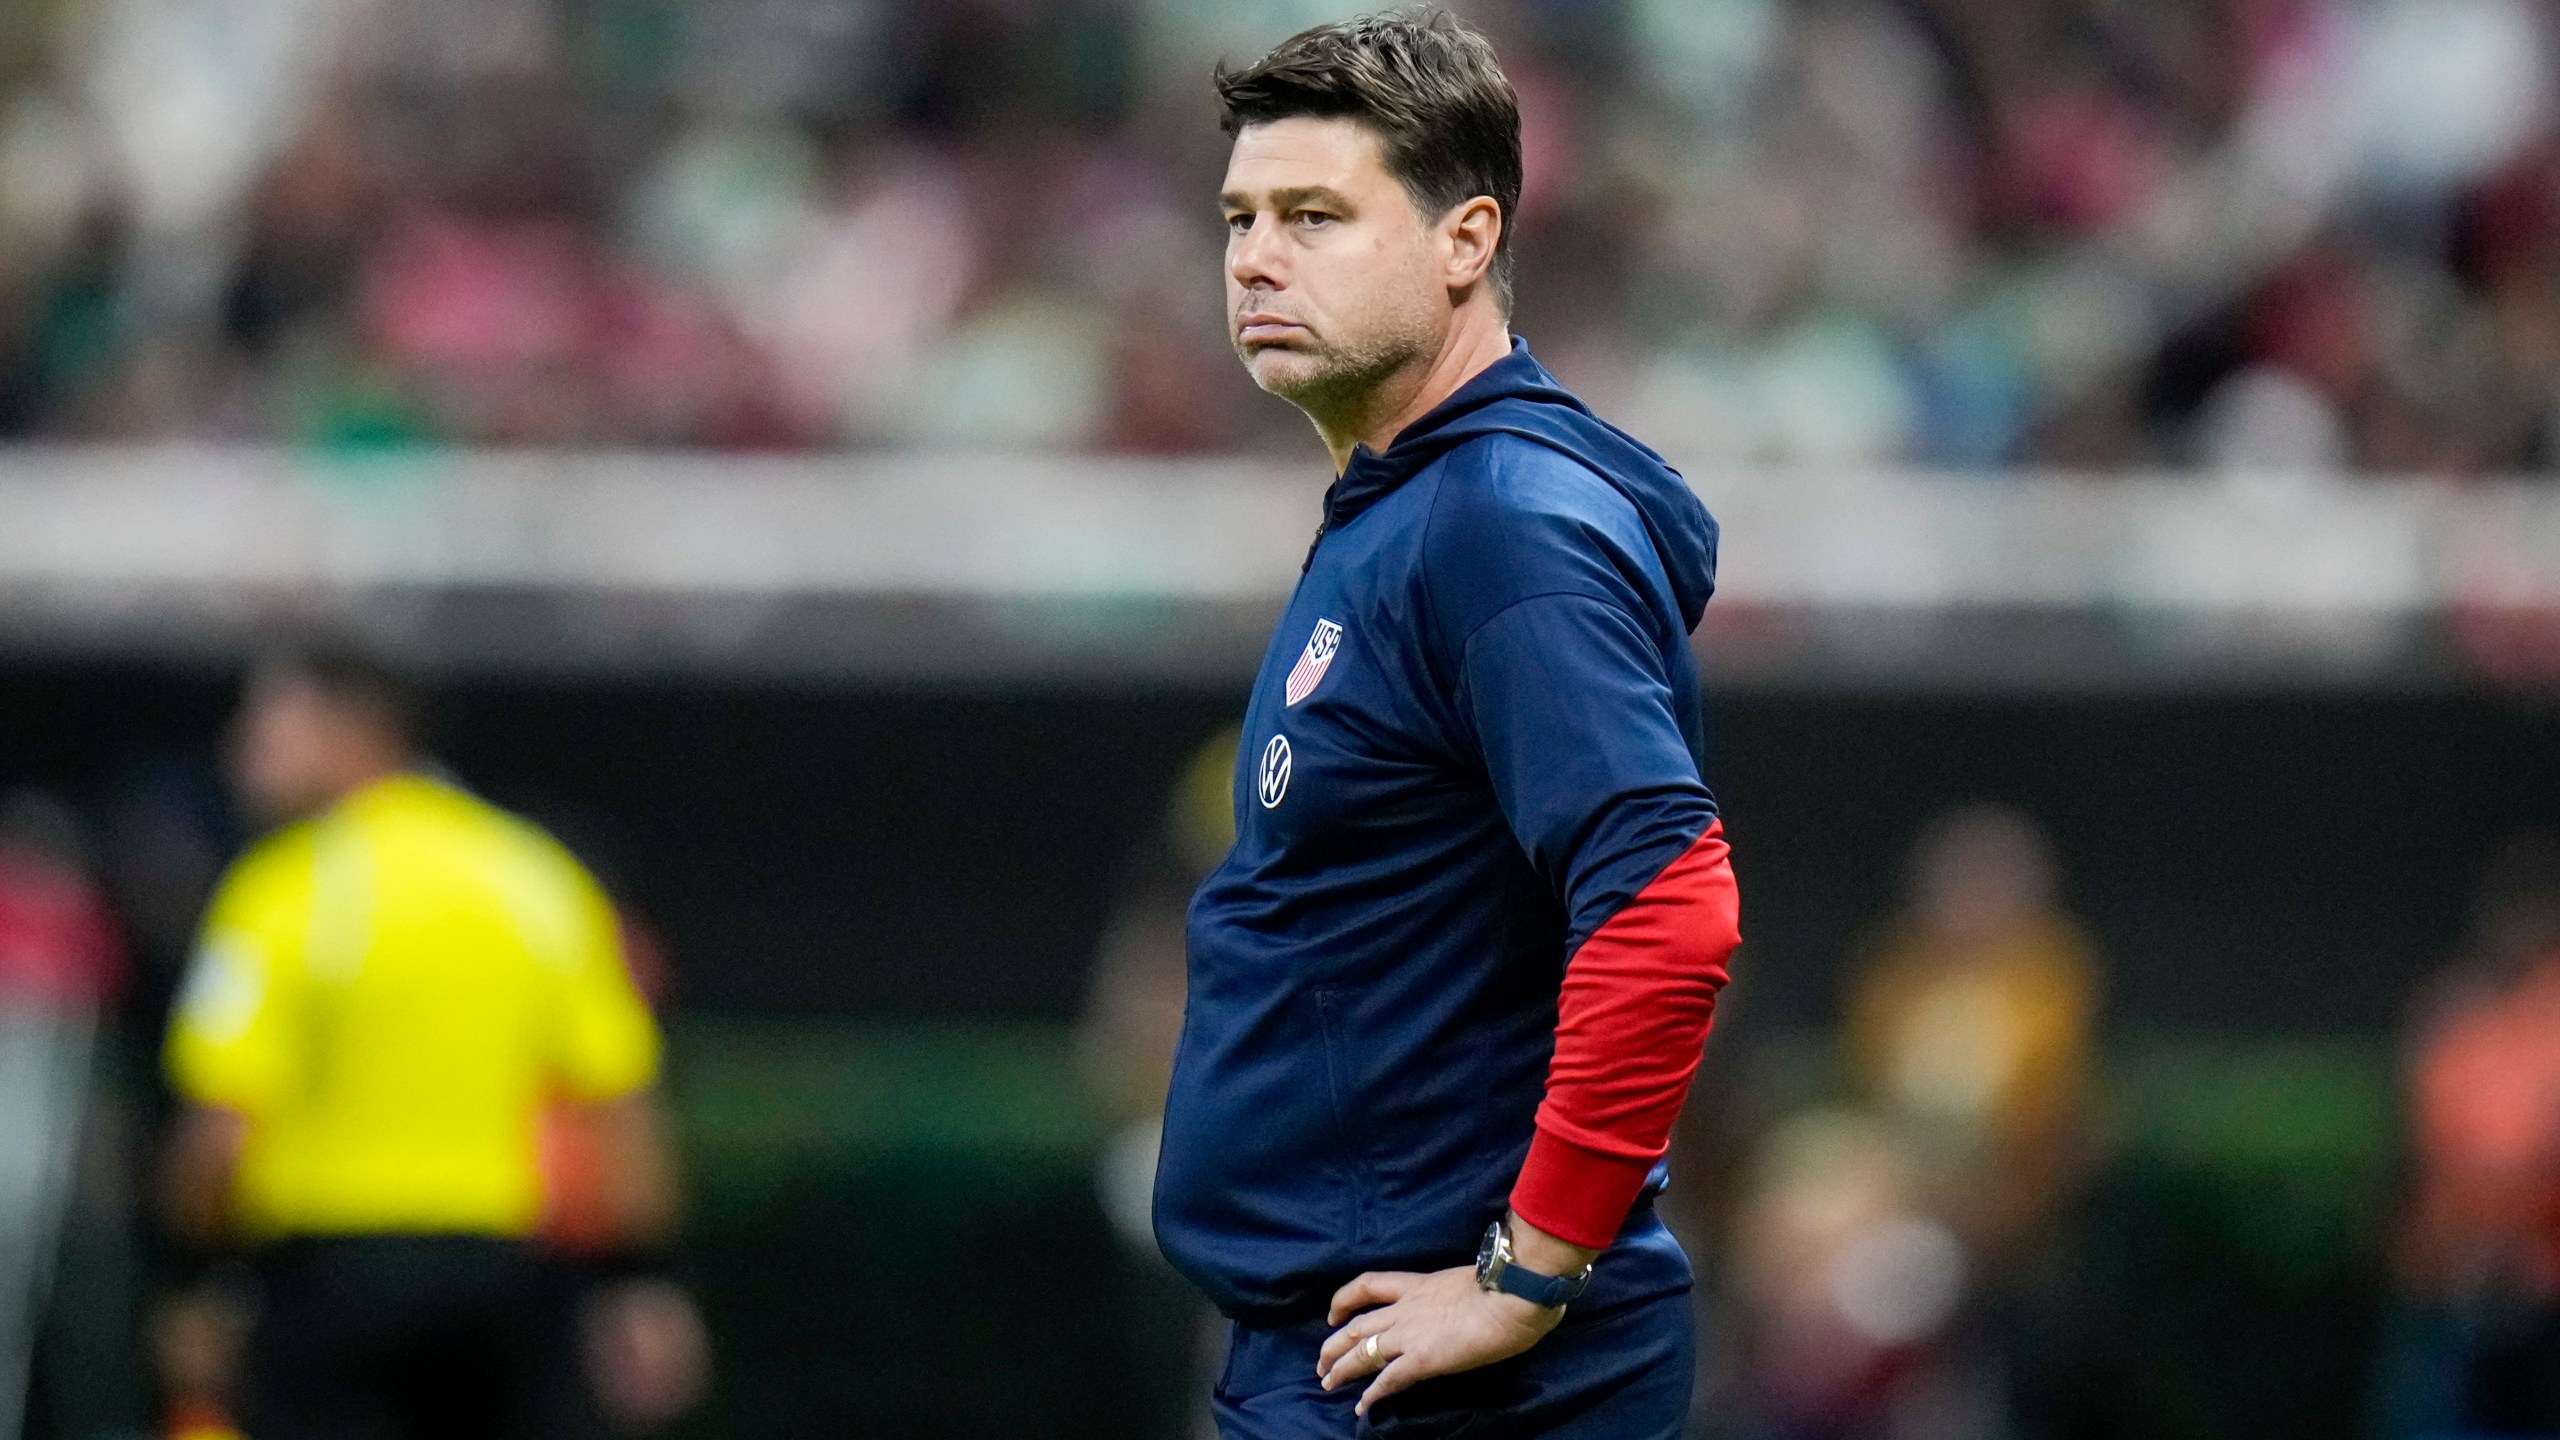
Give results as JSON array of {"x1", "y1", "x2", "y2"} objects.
[
  {"x1": 2377, "y1": 835, "x2": 2560, "y2": 1436},
  {"x1": 0, "y1": 793, "x2": 123, "y2": 1440},
  {"x1": 160, "y1": 644, "x2": 702, "y2": 1438},
  {"x1": 1155, "y1": 12, "x2": 1743, "y2": 1437}
]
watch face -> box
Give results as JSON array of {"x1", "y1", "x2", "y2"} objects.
[{"x1": 1476, "y1": 1220, "x2": 1502, "y2": 1274}]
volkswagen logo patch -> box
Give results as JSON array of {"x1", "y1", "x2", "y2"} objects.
[{"x1": 1257, "y1": 734, "x2": 1292, "y2": 809}]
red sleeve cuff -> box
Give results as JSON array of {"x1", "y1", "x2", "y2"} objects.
[{"x1": 1509, "y1": 1124, "x2": 1659, "y2": 1250}]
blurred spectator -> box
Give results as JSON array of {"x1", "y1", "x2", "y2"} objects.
[
  {"x1": 0, "y1": 791, "x2": 124, "y2": 1011},
  {"x1": 1075, "y1": 722, "x2": 1237, "y2": 1440},
  {"x1": 154, "y1": 642, "x2": 704, "y2": 1438},
  {"x1": 2374, "y1": 832, "x2": 2560, "y2": 1437},
  {"x1": 1843, "y1": 804, "x2": 2101, "y2": 1267},
  {"x1": 0, "y1": 0, "x2": 2550, "y2": 469},
  {"x1": 1079, "y1": 873, "x2": 1192, "y2": 1250},
  {"x1": 1713, "y1": 804, "x2": 2101, "y2": 1440},
  {"x1": 1722, "y1": 1108, "x2": 1978, "y2": 1440},
  {"x1": 1076, "y1": 720, "x2": 1238, "y2": 1187},
  {"x1": 0, "y1": 791, "x2": 124, "y2": 1440}
]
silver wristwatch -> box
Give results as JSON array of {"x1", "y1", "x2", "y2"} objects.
[{"x1": 1475, "y1": 1218, "x2": 1594, "y2": 1309}]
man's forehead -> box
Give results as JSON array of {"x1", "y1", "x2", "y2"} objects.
[{"x1": 1221, "y1": 115, "x2": 1391, "y2": 196}]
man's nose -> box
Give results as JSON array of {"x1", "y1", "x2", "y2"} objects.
[{"x1": 1229, "y1": 215, "x2": 1284, "y2": 291}]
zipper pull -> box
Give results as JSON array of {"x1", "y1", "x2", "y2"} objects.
[
  {"x1": 1303, "y1": 473, "x2": 1347, "y2": 574},
  {"x1": 1300, "y1": 519, "x2": 1327, "y2": 574}
]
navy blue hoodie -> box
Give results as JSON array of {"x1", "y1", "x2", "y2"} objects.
[{"x1": 1154, "y1": 340, "x2": 1726, "y2": 1324}]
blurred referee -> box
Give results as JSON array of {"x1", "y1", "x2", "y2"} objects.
[{"x1": 159, "y1": 643, "x2": 699, "y2": 1439}]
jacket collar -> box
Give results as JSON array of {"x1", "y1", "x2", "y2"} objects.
[{"x1": 1321, "y1": 337, "x2": 1577, "y2": 533}]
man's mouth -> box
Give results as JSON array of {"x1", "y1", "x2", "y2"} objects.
[{"x1": 1236, "y1": 314, "x2": 1308, "y2": 346}]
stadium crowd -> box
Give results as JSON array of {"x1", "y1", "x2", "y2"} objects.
[{"x1": 1, "y1": 0, "x2": 2558, "y2": 472}]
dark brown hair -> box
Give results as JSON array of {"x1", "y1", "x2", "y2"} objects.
[
  {"x1": 1215, "y1": 9, "x2": 1522, "y2": 304},
  {"x1": 258, "y1": 634, "x2": 424, "y2": 749}
]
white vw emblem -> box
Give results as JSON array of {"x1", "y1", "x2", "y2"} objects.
[{"x1": 1257, "y1": 734, "x2": 1292, "y2": 809}]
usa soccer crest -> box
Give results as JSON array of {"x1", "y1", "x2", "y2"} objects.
[{"x1": 1285, "y1": 619, "x2": 1343, "y2": 706}]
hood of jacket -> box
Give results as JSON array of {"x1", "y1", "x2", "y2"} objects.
[{"x1": 1320, "y1": 338, "x2": 1718, "y2": 627}]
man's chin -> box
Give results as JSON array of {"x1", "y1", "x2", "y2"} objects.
[{"x1": 1242, "y1": 346, "x2": 1329, "y2": 399}]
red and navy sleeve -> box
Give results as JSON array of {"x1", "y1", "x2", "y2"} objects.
[{"x1": 1431, "y1": 445, "x2": 1743, "y2": 1250}]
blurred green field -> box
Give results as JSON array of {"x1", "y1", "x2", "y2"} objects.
[
  {"x1": 660, "y1": 1021, "x2": 2403, "y2": 1440},
  {"x1": 664, "y1": 1022, "x2": 1193, "y2": 1439}
]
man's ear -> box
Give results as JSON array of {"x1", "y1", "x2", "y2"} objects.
[{"x1": 1444, "y1": 196, "x2": 1503, "y2": 292}]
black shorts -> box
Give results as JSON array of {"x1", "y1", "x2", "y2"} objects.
[{"x1": 244, "y1": 1235, "x2": 603, "y2": 1440}]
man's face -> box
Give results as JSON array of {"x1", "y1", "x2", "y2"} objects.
[
  {"x1": 1220, "y1": 117, "x2": 1451, "y2": 412},
  {"x1": 228, "y1": 674, "x2": 383, "y2": 825}
]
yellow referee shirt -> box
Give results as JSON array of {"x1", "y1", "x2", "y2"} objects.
[{"x1": 166, "y1": 773, "x2": 661, "y2": 1240}]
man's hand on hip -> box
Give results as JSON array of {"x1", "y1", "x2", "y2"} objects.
[{"x1": 1316, "y1": 1211, "x2": 1586, "y2": 1420}]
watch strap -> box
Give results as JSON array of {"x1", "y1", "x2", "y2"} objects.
[
  {"x1": 1492, "y1": 1257, "x2": 1592, "y2": 1308},
  {"x1": 1478, "y1": 1219, "x2": 1595, "y2": 1308}
]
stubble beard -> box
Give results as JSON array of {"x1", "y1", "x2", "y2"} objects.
[{"x1": 1239, "y1": 309, "x2": 1438, "y2": 439}]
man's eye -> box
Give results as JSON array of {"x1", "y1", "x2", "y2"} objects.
[
  {"x1": 1225, "y1": 213, "x2": 1253, "y2": 234},
  {"x1": 1291, "y1": 210, "x2": 1334, "y2": 227}
]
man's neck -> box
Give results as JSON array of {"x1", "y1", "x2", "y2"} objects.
[
  {"x1": 316, "y1": 761, "x2": 410, "y2": 816},
  {"x1": 1318, "y1": 307, "x2": 1512, "y2": 474}
]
